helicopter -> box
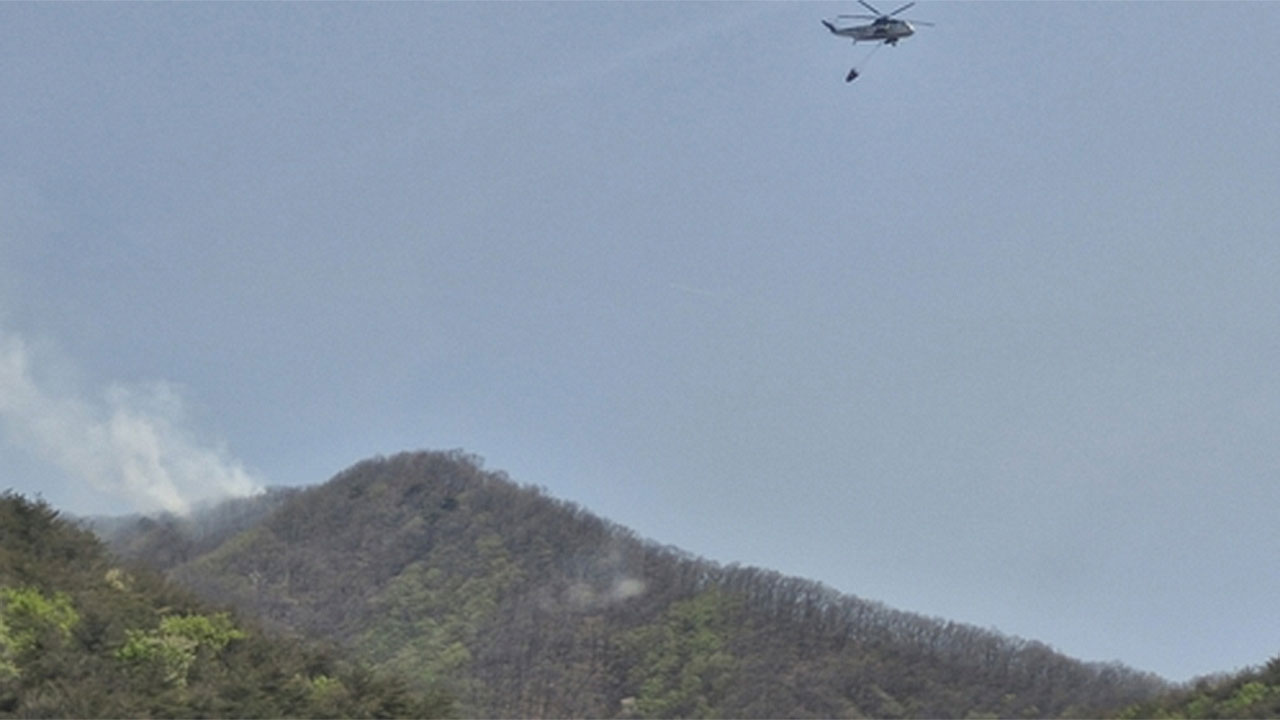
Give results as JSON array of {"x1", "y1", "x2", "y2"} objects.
[{"x1": 822, "y1": 0, "x2": 933, "y2": 47}]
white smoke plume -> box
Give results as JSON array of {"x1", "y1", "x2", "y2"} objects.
[{"x1": 0, "y1": 328, "x2": 263, "y2": 515}]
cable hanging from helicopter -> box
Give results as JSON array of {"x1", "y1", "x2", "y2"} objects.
[
  {"x1": 822, "y1": 0, "x2": 933, "y2": 83},
  {"x1": 846, "y1": 43, "x2": 884, "y2": 83}
]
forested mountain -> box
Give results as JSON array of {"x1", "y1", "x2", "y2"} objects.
[
  {"x1": 101, "y1": 450, "x2": 1171, "y2": 718},
  {"x1": 0, "y1": 492, "x2": 453, "y2": 718}
]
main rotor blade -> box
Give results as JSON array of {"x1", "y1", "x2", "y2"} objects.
[
  {"x1": 887, "y1": 1, "x2": 916, "y2": 16},
  {"x1": 909, "y1": 20, "x2": 935, "y2": 26},
  {"x1": 858, "y1": 0, "x2": 883, "y2": 17},
  {"x1": 837, "y1": 14, "x2": 878, "y2": 19}
]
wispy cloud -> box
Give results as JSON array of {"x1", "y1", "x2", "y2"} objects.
[{"x1": 0, "y1": 327, "x2": 262, "y2": 515}]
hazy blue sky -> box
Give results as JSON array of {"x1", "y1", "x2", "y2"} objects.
[{"x1": 3, "y1": 1, "x2": 1278, "y2": 683}]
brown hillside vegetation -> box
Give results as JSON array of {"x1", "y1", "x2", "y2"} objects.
[{"x1": 102, "y1": 450, "x2": 1169, "y2": 718}]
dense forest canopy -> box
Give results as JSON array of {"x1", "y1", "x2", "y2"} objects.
[
  {"x1": 99, "y1": 450, "x2": 1179, "y2": 718},
  {"x1": 0, "y1": 491, "x2": 453, "y2": 718}
]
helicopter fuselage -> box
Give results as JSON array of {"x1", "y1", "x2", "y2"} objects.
[{"x1": 827, "y1": 18, "x2": 915, "y2": 45}]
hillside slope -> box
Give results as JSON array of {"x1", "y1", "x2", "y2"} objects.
[
  {"x1": 1115, "y1": 658, "x2": 1280, "y2": 719},
  {"x1": 0, "y1": 491, "x2": 452, "y2": 718},
  {"x1": 103, "y1": 450, "x2": 1169, "y2": 718}
]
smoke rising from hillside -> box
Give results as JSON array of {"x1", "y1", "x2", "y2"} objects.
[{"x1": 0, "y1": 327, "x2": 262, "y2": 515}]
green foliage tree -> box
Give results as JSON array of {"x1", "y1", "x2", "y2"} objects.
[
  {"x1": 117, "y1": 611, "x2": 246, "y2": 687},
  {"x1": 0, "y1": 586, "x2": 79, "y2": 680},
  {"x1": 622, "y1": 590, "x2": 741, "y2": 718}
]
